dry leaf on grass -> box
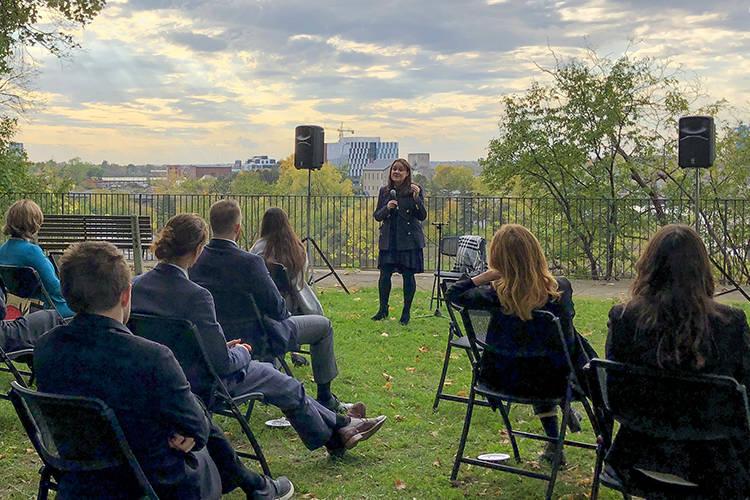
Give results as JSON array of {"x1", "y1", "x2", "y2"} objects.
[
  {"x1": 433, "y1": 458, "x2": 441, "y2": 466},
  {"x1": 394, "y1": 414, "x2": 404, "y2": 421},
  {"x1": 353, "y1": 297, "x2": 361, "y2": 301},
  {"x1": 406, "y1": 367, "x2": 416, "y2": 372},
  {"x1": 430, "y1": 430, "x2": 439, "y2": 437},
  {"x1": 381, "y1": 382, "x2": 392, "y2": 391},
  {"x1": 382, "y1": 372, "x2": 394, "y2": 381},
  {"x1": 395, "y1": 479, "x2": 406, "y2": 490},
  {"x1": 381, "y1": 332, "x2": 389, "y2": 337},
  {"x1": 418, "y1": 345, "x2": 430, "y2": 354},
  {"x1": 457, "y1": 390, "x2": 468, "y2": 397}
]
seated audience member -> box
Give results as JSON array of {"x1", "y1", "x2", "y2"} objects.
[
  {"x1": 0, "y1": 288, "x2": 62, "y2": 352},
  {"x1": 131, "y1": 213, "x2": 386, "y2": 457},
  {"x1": 606, "y1": 224, "x2": 750, "y2": 496},
  {"x1": 445, "y1": 224, "x2": 595, "y2": 464},
  {"x1": 192, "y1": 200, "x2": 346, "y2": 413},
  {"x1": 0, "y1": 199, "x2": 74, "y2": 318},
  {"x1": 33, "y1": 241, "x2": 293, "y2": 500},
  {"x1": 250, "y1": 206, "x2": 324, "y2": 316}
]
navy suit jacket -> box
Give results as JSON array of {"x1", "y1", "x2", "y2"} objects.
[
  {"x1": 189, "y1": 238, "x2": 296, "y2": 356},
  {"x1": 34, "y1": 314, "x2": 210, "y2": 499},
  {"x1": 131, "y1": 263, "x2": 251, "y2": 378}
]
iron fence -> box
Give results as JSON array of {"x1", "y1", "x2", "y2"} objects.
[{"x1": 1, "y1": 193, "x2": 748, "y2": 283}]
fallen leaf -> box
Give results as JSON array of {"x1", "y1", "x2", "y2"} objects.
[
  {"x1": 433, "y1": 333, "x2": 439, "y2": 337},
  {"x1": 433, "y1": 458, "x2": 441, "y2": 466},
  {"x1": 457, "y1": 390, "x2": 468, "y2": 397},
  {"x1": 382, "y1": 372, "x2": 394, "y2": 381},
  {"x1": 301, "y1": 494, "x2": 318, "y2": 499},
  {"x1": 387, "y1": 355, "x2": 393, "y2": 361},
  {"x1": 449, "y1": 353, "x2": 460, "y2": 360},
  {"x1": 414, "y1": 356, "x2": 420, "y2": 362},
  {"x1": 395, "y1": 479, "x2": 406, "y2": 490},
  {"x1": 418, "y1": 344, "x2": 430, "y2": 354},
  {"x1": 430, "y1": 430, "x2": 439, "y2": 437},
  {"x1": 581, "y1": 330, "x2": 593, "y2": 337},
  {"x1": 381, "y1": 382, "x2": 392, "y2": 391},
  {"x1": 394, "y1": 414, "x2": 404, "y2": 421},
  {"x1": 444, "y1": 378, "x2": 453, "y2": 386},
  {"x1": 390, "y1": 402, "x2": 396, "y2": 408},
  {"x1": 406, "y1": 367, "x2": 416, "y2": 372},
  {"x1": 381, "y1": 332, "x2": 389, "y2": 337},
  {"x1": 353, "y1": 297, "x2": 361, "y2": 301}
]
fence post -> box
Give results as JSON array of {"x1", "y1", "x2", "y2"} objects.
[{"x1": 131, "y1": 214, "x2": 143, "y2": 276}]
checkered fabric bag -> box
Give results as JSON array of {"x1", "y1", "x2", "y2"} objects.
[{"x1": 450, "y1": 235, "x2": 487, "y2": 276}]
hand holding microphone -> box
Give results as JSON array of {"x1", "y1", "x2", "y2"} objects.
[{"x1": 387, "y1": 189, "x2": 398, "y2": 210}]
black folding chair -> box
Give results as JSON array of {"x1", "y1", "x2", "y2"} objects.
[
  {"x1": 433, "y1": 281, "x2": 489, "y2": 409},
  {"x1": 0, "y1": 344, "x2": 34, "y2": 400},
  {"x1": 194, "y1": 280, "x2": 294, "y2": 376},
  {"x1": 126, "y1": 314, "x2": 271, "y2": 477},
  {"x1": 587, "y1": 358, "x2": 750, "y2": 500},
  {"x1": 0, "y1": 265, "x2": 64, "y2": 320},
  {"x1": 450, "y1": 308, "x2": 597, "y2": 500},
  {"x1": 9, "y1": 381, "x2": 160, "y2": 500}
]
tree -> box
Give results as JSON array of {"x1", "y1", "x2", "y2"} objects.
[
  {"x1": 432, "y1": 164, "x2": 475, "y2": 195},
  {"x1": 480, "y1": 43, "x2": 725, "y2": 279},
  {"x1": 230, "y1": 171, "x2": 274, "y2": 195},
  {"x1": 276, "y1": 156, "x2": 353, "y2": 196}
]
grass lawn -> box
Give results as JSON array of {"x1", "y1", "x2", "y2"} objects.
[{"x1": 2, "y1": 287, "x2": 749, "y2": 499}]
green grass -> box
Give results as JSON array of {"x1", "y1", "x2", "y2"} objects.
[{"x1": 2, "y1": 289, "x2": 750, "y2": 499}]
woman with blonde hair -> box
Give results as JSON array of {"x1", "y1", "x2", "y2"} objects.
[
  {"x1": 0, "y1": 199, "x2": 74, "y2": 317},
  {"x1": 446, "y1": 224, "x2": 594, "y2": 463}
]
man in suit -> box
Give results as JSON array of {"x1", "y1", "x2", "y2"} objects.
[
  {"x1": 131, "y1": 212, "x2": 387, "y2": 458},
  {"x1": 0, "y1": 289, "x2": 62, "y2": 352},
  {"x1": 190, "y1": 199, "x2": 347, "y2": 413},
  {"x1": 33, "y1": 241, "x2": 293, "y2": 500}
]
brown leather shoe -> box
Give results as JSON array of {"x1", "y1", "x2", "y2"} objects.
[
  {"x1": 346, "y1": 402, "x2": 366, "y2": 419},
  {"x1": 339, "y1": 415, "x2": 386, "y2": 450}
]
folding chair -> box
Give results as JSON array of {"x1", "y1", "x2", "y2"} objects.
[
  {"x1": 430, "y1": 235, "x2": 487, "y2": 312},
  {"x1": 450, "y1": 308, "x2": 597, "y2": 500},
  {"x1": 194, "y1": 280, "x2": 295, "y2": 376},
  {"x1": 587, "y1": 359, "x2": 750, "y2": 500},
  {"x1": 0, "y1": 265, "x2": 64, "y2": 320},
  {"x1": 126, "y1": 314, "x2": 271, "y2": 477},
  {"x1": 265, "y1": 262, "x2": 314, "y2": 367},
  {"x1": 9, "y1": 381, "x2": 160, "y2": 500},
  {"x1": 0, "y1": 344, "x2": 34, "y2": 400},
  {"x1": 433, "y1": 281, "x2": 489, "y2": 409}
]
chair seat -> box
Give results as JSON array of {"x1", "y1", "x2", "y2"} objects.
[
  {"x1": 433, "y1": 270, "x2": 463, "y2": 280},
  {"x1": 449, "y1": 333, "x2": 486, "y2": 350}
]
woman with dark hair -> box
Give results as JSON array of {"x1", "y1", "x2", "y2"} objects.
[
  {"x1": 0, "y1": 199, "x2": 74, "y2": 318},
  {"x1": 250, "y1": 207, "x2": 323, "y2": 316},
  {"x1": 606, "y1": 224, "x2": 750, "y2": 495},
  {"x1": 446, "y1": 224, "x2": 593, "y2": 463},
  {"x1": 372, "y1": 158, "x2": 426, "y2": 325}
]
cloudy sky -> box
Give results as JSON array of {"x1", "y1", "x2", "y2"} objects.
[{"x1": 16, "y1": 0, "x2": 750, "y2": 165}]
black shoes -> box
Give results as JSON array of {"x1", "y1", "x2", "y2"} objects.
[
  {"x1": 539, "y1": 442, "x2": 567, "y2": 466},
  {"x1": 252, "y1": 476, "x2": 294, "y2": 500},
  {"x1": 567, "y1": 408, "x2": 583, "y2": 433},
  {"x1": 398, "y1": 311, "x2": 410, "y2": 325},
  {"x1": 371, "y1": 309, "x2": 388, "y2": 321},
  {"x1": 317, "y1": 394, "x2": 354, "y2": 414}
]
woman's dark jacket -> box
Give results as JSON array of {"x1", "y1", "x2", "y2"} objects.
[
  {"x1": 605, "y1": 301, "x2": 750, "y2": 497},
  {"x1": 445, "y1": 275, "x2": 595, "y2": 398},
  {"x1": 373, "y1": 185, "x2": 426, "y2": 251}
]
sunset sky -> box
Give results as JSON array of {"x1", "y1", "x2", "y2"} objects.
[{"x1": 15, "y1": 0, "x2": 750, "y2": 165}]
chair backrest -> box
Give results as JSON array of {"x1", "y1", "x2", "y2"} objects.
[
  {"x1": 126, "y1": 314, "x2": 220, "y2": 407},
  {"x1": 0, "y1": 265, "x2": 58, "y2": 316},
  {"x1": 439, "y1": 236, "x2": 460, "y2": 257},
  {"x1": 0, "y1": 345, "x2": 33, "y2": 400},
  {"x1": 9, "y1": 381, "x2": 159, "y2": 499},
  {"x1": 462, "y1": 307, "x2": 577, "y2": 400},
  {"x1": 193, "y1": 281, "x2": 280, "y2": 362},
  {"x1": 589, "y1": 358, "x2": 750, "y2": 441},
  {"x1": 266, "y1": 262, "x2": 304, "y2": 316}
]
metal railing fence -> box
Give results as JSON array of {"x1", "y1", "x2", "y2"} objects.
[{"x1": 1, "y1": 193, "x2": 748, "y2": 283}]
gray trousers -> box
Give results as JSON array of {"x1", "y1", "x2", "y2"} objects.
[
  {"x1": 225, "y1": 360, "x2": 339, "y2": 451},
  {"x1": 286, "y1": 314, "x2": 338, "y2": 385},
  {"x1": 1, "y1": 309, "x2": 63, "y2": 352}
]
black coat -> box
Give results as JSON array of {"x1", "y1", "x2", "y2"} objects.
[{"x1": 373, "y1": 185, "x2": 426, "y2": 251}]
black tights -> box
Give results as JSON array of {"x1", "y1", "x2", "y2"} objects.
[{"x1": 377, "y1": 265, "x2": 416, "y2": 317}]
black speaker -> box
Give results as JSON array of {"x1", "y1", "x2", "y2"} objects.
[
  {"x1": 294, "y1": 125, "x2": 324, "y2": 170},
  {"x1": 678, "y1": 116, "x2": 715, "y2": 168}
]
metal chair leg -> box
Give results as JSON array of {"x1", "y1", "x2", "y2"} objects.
[{"x1": 450, "y1": 385, "x2": 477, "y2": 481}]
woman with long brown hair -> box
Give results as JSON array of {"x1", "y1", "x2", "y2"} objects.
[
  {"x1": 446, "y1": 224, "x2": 594, "y2": 463},
  {"x1": 372, "y1": 158, "x2": 425, "y2": 325},
  {"x1": 250, "y1": 207, "x2": 323, "y2": 316},
  {"x1": 606, "y1": 224, "x2": 750, "y2": 495}
]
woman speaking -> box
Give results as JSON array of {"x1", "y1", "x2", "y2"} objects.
[{"x1": 372, "y1": 158, "x2": 426, "y2": 326}]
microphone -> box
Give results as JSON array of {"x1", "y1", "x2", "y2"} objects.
[{"x1": 389, "y1": 189, "x2": 398, "y2": 210}]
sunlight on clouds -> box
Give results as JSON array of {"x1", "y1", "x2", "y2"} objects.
[{"x1": 327, "y1": 36, "x2": 419, "y2": 57}]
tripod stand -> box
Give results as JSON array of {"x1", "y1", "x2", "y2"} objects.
[
  {"x1": 427, "y1": 221, "x2": 448, "y2": 317},
  {"x1": 303, "y1": 168, "x2": 350, "y2": 295}
]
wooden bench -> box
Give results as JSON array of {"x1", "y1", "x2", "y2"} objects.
[{"x1": 37, "y1": 214, "x2": 153, "y2": 275}]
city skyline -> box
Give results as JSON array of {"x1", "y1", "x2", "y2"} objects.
[{"x1": 14, "y1": 0, "x2": 750, "y2": 165}]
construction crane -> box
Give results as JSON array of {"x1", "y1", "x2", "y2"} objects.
[{"x1": 337, "y1": 121, "x2": 354, "y2": 141}]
